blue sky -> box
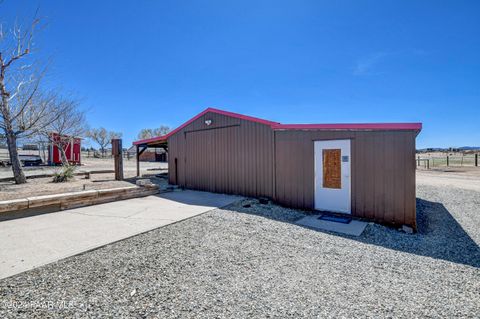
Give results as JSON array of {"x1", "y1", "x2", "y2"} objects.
[{"x1": 2, "y1": 0, "x2": 479, "y2": 148}]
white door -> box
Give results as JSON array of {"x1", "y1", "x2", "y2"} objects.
[{"x1": 314, "y1": 139, "x2": 351, "y2": 214}]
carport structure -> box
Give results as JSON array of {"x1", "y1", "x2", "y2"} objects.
[
  {"x1": 133, "y1": 107, "x2": 422, "y2": 228},
  {"x1": 134, "y1": 137, "x2": 168, "y2": 176}
]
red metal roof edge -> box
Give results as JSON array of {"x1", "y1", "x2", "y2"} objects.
[
  {"x1": 133, "y1": 135, "x2": 168, "y2": 145},
  {"x1": 133, "y1": 108, "x2": 422, "y2": 145},
  {"x1": 133, "y1": 107, "x2": 279, "y2": 145},
  {"x1": 207, "y1": 107, "x2": 280, "y2": 126},
  {"x1": 272, "y1": 123, "x2": 423, "y2": 130}
]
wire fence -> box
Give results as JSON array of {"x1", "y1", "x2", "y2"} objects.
[
  {"x1": 83, "y1": 150, "x2": 135, "y2": 160},
  {"x1": 416, "y1": 154, "x2": 479, "y2": 169}
]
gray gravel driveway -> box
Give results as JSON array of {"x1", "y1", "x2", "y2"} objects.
[{"x1": 0, "y1": 182, "x2": 479, "y2": 318}]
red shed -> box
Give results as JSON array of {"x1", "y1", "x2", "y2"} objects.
[{"x1": 48, "y1": 132, "x2": 82, "y2": 165}]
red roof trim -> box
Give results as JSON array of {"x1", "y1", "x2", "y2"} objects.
[
  {"x1": 133, "y1": 108, "x2": 422, "y2": 145},
  {"x1": 134, "y1": 107, "x2": 279, "y2": 145},
  {"x1": 133, "y1": 135, "x2": 168, "y2": 145},
  {"x1": 272, "y1": 123, "x2": 422, "y2": 130},
  {"x1": 206, "y1": 107, "x2": 280, "y2": 126}
]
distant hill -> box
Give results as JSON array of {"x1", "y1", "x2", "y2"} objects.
[
  {"x1": 458, "y1": 146, "x2": 480, "y2": 150},
  {"x1": 417, "y1": 146, "x2": 480, "y2": 152}
]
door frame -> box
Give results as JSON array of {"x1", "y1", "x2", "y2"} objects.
[{"x1": 314, "y1": 139, "x2": 352, "y2": 214}]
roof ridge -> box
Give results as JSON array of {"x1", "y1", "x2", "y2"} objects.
[{"x1": 133, "y1": 108, "x2": 422, "y2": 145}]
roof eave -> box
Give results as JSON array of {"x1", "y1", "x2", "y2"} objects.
[
  {"x1": 132, "y1": 108, "x2": 423, "y2": 146},
  {"x1": 272, "y1": 123, "x2": 423, "y2": 131}
]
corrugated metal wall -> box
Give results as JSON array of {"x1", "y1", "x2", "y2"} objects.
[
  {"x1": 168, "y1": 111, "x2": 417, "y2": 227},
  {"x1": 274, "y1": 130, "x2": 416, "y2": 227},
  {"x1": 168, "y1": 111, "x2": 274, "y2": 198}
]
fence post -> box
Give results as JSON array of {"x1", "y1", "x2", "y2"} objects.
[
  {"x1": 427, "y1": 159, "x2": 429, "y2": 169},
  {"x1": 417, "y1": 156, "x2": 420, "y2": 166},
  {"x1": 446, "y1": 155, "x2": 449, "y2": 166},
  {"x1": 112, "y1": 139, "x2": 124, "y2": 181}
]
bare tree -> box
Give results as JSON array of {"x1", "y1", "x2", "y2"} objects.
[
  {"x1": 34, "y1": 134, "x2": 49, "y2": 163},
  {"x1": 0, "y1": 15, "x2": 55, "y2": 183},
  {"x1": 154, "y1": 125, "x2": 170, "y2": 136},
  {"x1": 86, "y1": 127, "x2": 122, "y2": 156},
  {"x1": 86, "y1": 127, "x2": 108, "y2": 155},
  {"x1": 137, "y1": 125, "x2": 170, "y2": 140},
  {"x1": 110, "y1": 131, "x2": 122, "y2": 139},
  {"x1": 137, "y1": 128, "x2": 153, "y2": 140},
  {"x1": 40, "y1": 96, "x2": 87, "y2": 166}
]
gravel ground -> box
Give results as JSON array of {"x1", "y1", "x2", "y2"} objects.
[{"x1": 0, "y1": 181, "x2": 479, "y2": 317}]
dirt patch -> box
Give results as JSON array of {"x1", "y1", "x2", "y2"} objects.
[
  {"x1": 416, "y1": 167, "x2": 480, "y2": 192},
  {"x1": 0, "y1": 173, "x2": 134, "y2": 201}
]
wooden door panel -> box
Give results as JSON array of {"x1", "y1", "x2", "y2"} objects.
[{"x1": 323, "y1": 149, "x2": 341, "y2": 189}]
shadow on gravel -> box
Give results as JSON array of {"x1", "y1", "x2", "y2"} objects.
[
  {"x1": 355, "y1": 198, "x2": 480, "y2": 268},
  {"x1": 146, "y1": 191, "x2": 480, "y2": 268},
  {"x1": 222, "y1": 198, "x2": 480, "y2": 268}
]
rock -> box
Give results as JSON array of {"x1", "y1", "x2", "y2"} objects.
[
  {"x1": 136, "y1": 179, "x2": 152, "y2": 186},
  {"x1": 402, "y1": 225, "x2": 414, "y2": 234},
  {"x1": 130, "y1": 288, "x2": 136, "y2": 296},
  {"x1": 258, "y1": 197, "x2": 269, "y2": 205}
]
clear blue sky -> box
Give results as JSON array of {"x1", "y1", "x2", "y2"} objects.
[{"x1": 2, "y1": 0, "x2": 479, "y2": 148}]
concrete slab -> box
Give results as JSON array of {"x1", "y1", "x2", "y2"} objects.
[
  {"x1": 0, "y1": 190, "x2": 241, "y2": 279},
  {"x1": 295, "y1": 214, "x2": 367, "y2": 236}
]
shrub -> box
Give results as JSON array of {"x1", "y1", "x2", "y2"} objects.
[{"x1": 52, "y1": 165, "x2": 76, "y2": 183}]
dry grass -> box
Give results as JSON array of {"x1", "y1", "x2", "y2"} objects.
[
  {"x1": 0, "y1": 153, "x2": 168, "y2": 201},
  {"x1": 0, "y1": 173, "x2": 135, "y2": 201}
]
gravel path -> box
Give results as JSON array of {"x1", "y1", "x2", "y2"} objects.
[{"x1": 0, "y1": 183, "x2": 479, "y2": 317}]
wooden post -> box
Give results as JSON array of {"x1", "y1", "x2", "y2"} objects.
[
  {"x1": 475, "y1": 154, "x2": 478, "y2": 167},
  {"x1": 136, "y1": 145, "x2": 147, "y2": 177},
  {"x1": 112, "y1": 139, "x2": 124, "y2": 180},
  {"x1": 136, "y1": 145, "x2": 140, "y2": 177},
  {"x1": 417, "y1": 156, "x2": 420, "y2": 166},
  {"x1": 427, "y1": 159, "x2": 429, "y2": 169},
  {"x1": 446, "y1": 155, "x2": 449, "y2": 166}
]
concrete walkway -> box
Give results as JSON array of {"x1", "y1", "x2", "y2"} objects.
[{"x1": 0, "y1": 190, "x2": 240, "y2": 279}]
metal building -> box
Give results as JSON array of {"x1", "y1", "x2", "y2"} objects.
[{"x1": 134, "y1": 108, "x2": 421, "y2": 228}]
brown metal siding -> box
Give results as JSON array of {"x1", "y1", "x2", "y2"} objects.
[
  {"x1": 168, "y1": 111, "x2": 274, "y2": 198},
  {"x1": 168, "y1": 111, "x2": 417, "y2": 227},
  {"x1": 274, "y1": 130, "x2": 417, "y2": 227}
]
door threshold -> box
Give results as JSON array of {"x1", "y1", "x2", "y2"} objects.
[
  {"x1": 295, "y1": 214, "x2": 367, "y2": 236},
  {"x1": 318, "y1": 214, "x2": 352, "y2": 224}
]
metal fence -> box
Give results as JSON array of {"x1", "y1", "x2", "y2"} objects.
[
  {"x1": 416, "y1": 154, "x2": 479, "y2": 169},
  {"x1": 83, "y1": 150, "x2": 135, "y2": 160}
]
